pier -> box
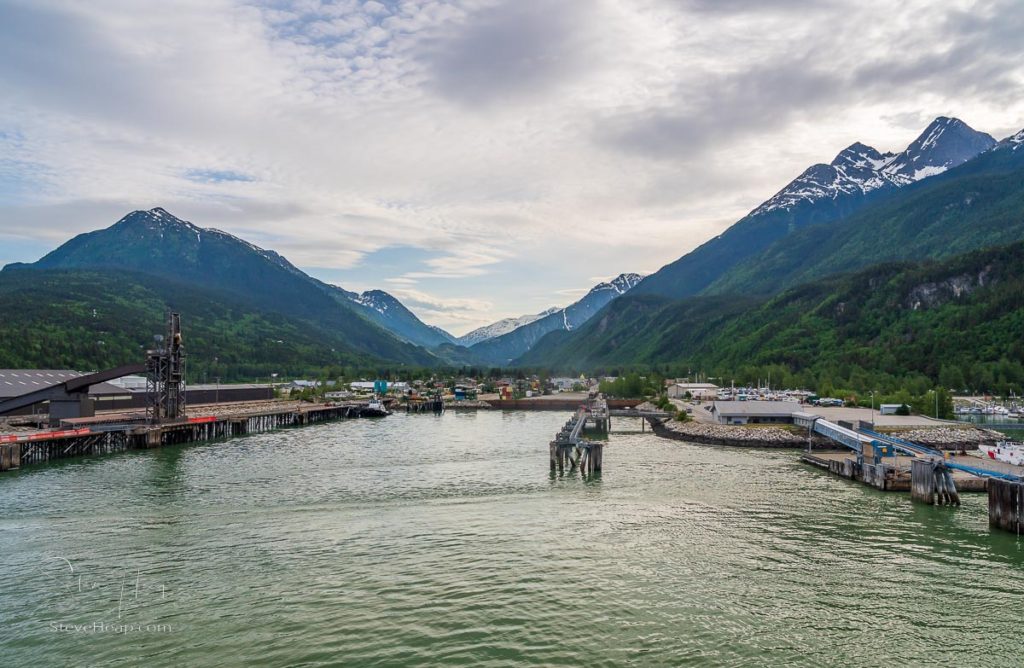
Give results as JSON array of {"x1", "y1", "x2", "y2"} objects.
[
  {"x1": 549, "y1": 396, "x2": 610, "y2": 475},
  {"x1": 0, "y1": 401, "x2": 377, "y2": 472},
  {"x1": 794, "y1": 411, "x2": 1024, "y2": 531}
]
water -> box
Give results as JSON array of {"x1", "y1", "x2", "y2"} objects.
[{"x1": 3, "y1": 410, "x2": 1024, "y2": 667}]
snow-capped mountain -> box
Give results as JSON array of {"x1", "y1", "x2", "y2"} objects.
[
  {"x1": 631, "y1": 117, "x2": 999, "y2": 300},
  {"x1": 346, "y1": 289, "x2": 456, "y2": 348},
  {"x1": 468, "y1": 273, "x2": 644, "y2": 365},
  {"x1": 457, "y1": 307, "x2": 559, "y2": 347},
  {"x1": 754, "y1": 117, "x2": 996, "y2": 217}
]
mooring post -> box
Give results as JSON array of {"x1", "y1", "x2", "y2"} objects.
[{"x1": 989, "y1": 478, "x2": 1024, "y2": 534}]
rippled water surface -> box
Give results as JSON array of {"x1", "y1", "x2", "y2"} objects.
[{"x1": 3, "y1": 410, "x2": 1024, "y2": 667}]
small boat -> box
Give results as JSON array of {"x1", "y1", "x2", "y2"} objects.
[
  {"x1": 979, "y1": 441, "x2": 1024, "y2": 466},
  {"x1": 361, "y1": 396, "x2": 391, "y2": 417}
]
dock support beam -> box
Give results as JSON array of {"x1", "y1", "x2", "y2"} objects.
[
  {"x1": 911, "y1": 458, "x2": 960, "y2": 506},
  {"x1": 989, "y1": 478, "x2": 1024, "y2": 533}
]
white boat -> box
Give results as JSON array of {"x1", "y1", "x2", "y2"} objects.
[
  {"x1": 979, "y1": 441, "x2": 1024, "y2": 466},
  {"x1": 362, "y1": 396, "x2": 391, "y2": 417}
]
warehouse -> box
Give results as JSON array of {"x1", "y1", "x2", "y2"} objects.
[{"x1": 710, "y1": 400, "x2": 799, "y2": 425}]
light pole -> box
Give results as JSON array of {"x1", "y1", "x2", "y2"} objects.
[{"x1": 870, "y1": 391, "x2": 875, "y2": 427}]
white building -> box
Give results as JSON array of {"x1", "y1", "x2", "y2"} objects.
[
  {"x1": 667, "y1": 382, "x2": 720, "y2": 400},
  {"x1": 710, "y1": 400, "x2": 799, "y2": 425}
]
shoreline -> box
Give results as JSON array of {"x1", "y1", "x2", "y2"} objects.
[{"x1": 648, "y1": 416, "x2": 1006, "y2": 450}]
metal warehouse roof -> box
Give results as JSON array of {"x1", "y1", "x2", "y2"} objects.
[
  {"x1": 712, "y1": 400, "x2": 801, "y2": 416},
  {"x1": 0, "y1": 370, "x2": 129, "y2": 399}
]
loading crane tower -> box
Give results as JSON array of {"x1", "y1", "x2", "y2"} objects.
[{"x1": 146, "y1": 312, "x2": 186, "y2": 423}]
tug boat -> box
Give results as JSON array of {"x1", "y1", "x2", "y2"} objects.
[
  {"x1": 979, "y1": 441, "x2": 1024, "y2": 466},
  {"x1": 361, "y1": 396, "x2": 391, "y2": 417}
]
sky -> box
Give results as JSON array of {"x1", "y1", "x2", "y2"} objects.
[{"x1": 2, "y1": 0, "x2": 1024, "y2": 336}]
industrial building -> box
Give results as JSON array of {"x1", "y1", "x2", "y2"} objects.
[
  {"x1": 0, "y1": 369, "x2": 131, "y2": 416},
  {"x1": 667, "y1": 382, "x2": 720, "y2": 400},
  {"x1": 0, "y1": 369, "x2": 273, "y2": 420},
  {"x1": 710, "y1": 400, "x2": 799, "y2": 425}
]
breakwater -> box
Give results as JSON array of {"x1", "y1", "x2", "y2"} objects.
[{"x1": 649, "y1": 417, "x2": 827, "y2": 448}]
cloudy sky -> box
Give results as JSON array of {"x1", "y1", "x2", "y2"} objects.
[{"x1": 2, "y1": 0, "x2": 1023, "y2": 335}]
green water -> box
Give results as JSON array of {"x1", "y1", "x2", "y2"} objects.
[{"x1": 2, "y1": 411, "x2": 1024, "y2": 667}]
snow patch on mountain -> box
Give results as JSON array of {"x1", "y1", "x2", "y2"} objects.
[
  {"x1": 752, "y1": 117, "x2": 996, "y2": 217},
  {"x1": 997, "y1": 128, "x2": 1024, "y2": 151},
  {"x1": 458, "y1": 307, "x2": 559, "y2": 346}
]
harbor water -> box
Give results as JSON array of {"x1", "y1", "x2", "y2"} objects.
[{"x1": 2, "y1": 410, "x2": 1024, "y2": 667}]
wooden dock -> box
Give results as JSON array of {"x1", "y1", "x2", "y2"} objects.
[
  {"x1": 801, "y1": 451, "x2": 989, "y2": 493},
  {"x1": 549, "y1": 396, "x2": 609, "y2": 475},
  {"x1": 0, "y1": 401, "x2": 372, "y2": 472}
]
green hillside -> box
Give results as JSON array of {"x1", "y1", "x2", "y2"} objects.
[
  {"x1": 5, "y1": 208, "x2": 439, "y2": 366},
  {"x1": 0, "y1": 268, "x2": 417, "y2": 380},
  {"x1": 518, "y1": 242, "x2": 1024, "y2": 395}
]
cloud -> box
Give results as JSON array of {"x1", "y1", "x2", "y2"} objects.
[
  {"x1": 422, "y1": 0, "x2": 601, "y2": 108},
  {"x1": 1, "y1": 0, "x2": 1023, "y2": 332},
  {"x1": 184, "y1": 169, "x2": 255, "y2": 183}
]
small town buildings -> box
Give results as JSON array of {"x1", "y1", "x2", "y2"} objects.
[{"x1": 710, "y1": 400, "x2": 799, "y2": 425}]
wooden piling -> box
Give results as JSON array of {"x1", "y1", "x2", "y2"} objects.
[
  {"x1": 911, "y1": 458, "x2": 960, "y2": 506},
  {"x1": 989, "y1": 478, "x2": 1024, "y2": 534}
]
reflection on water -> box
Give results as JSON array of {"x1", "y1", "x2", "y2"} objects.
[{"x1": 2, "y1": 410, "x2": 1024, "y2": 667}]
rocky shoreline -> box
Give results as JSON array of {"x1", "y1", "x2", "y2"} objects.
[
  {"x1": 649, "y1": 418, "x2": 825, "y2": 448},
  {"x1": 878, "y1": 425, "x2": 1006, "y2": 450},
  {"x1": 443, "y1": 400, "x2": 493, "y2": 409},
  {"x1": 649, "y1": 417, "x2": 1006, "y2": 450}
]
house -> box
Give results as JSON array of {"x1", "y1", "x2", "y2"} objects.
[
  {"x1": 710, "y1": 400, "x2": 799, "y2": 425},
  {"x1": 667, "y1": 382, "x2": 720, "y2": 400}
]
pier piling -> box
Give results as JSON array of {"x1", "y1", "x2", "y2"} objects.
[{"x1": 989, "y1": 478, "x2": 1024, "y2": 534}]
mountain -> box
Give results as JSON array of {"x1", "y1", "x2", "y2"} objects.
[
  {"x1": 519, "y1": 122, "x2": 1024, "y2": 385},
  {"x1": 704, "y1": 124, "x2": 1024, "y2": 295},
  {"x1": 3, "y1": 208, "x2": 440, "y2": 365},
  {"x1": 517, "y1": 241, "x2": 1024, "y2": 395},
  {"x1": 469, "y1": 273, "x2": 643, "y2": 365},
  {"x1": 457, "y1": 308, "x2": 559, "y2": 346},
  {"x1": 630, "y1": 117, "x2": 996, "y2": 300},
  {"x1": 0, "y1": 267, "x2": 409, "y2": 378},
  {"x1": 350, "y1": 290, "x2": 456, "y2": 348}
]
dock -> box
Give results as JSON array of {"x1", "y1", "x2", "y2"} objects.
[
  {"x1": 549, "y1": 395, "x2": 611, "y2": 475},
  {"x1": 0, "y1": 401, "x2": 380, "y2": 472},
  {"x1": 791, "y1": 411, "x2": 1024, "y2": 532}
]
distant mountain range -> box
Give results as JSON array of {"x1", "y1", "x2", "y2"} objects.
[
  {"x1": 519, "y1": 240, "x2": 1024, "y2": 395},
  {"x1": 519, "y1": 117, "x2": 1024, "y2": 394},
  {"x1": 3, "y1": 115, "x2": 1021, "y2": 384},
  {"x1": 466, "y1": 273, "x2": 643, "y2": 365},
  {"x1": 457, "y1": 308, "x2": 560, "y2": 347},
  {"x1": 0, "y1": 208, "x2": 643, "y2": 372},
  {"x1": 2, "y1": 207, "x2": 445, "y2": 367}
]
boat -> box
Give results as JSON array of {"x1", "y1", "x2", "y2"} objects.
[
  {"x1": 979, "y1": 441, "x2": 1024, "y2": 466},
  {"x1": 361, "y1": 396, "x2": 391, "y2": 417}
]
